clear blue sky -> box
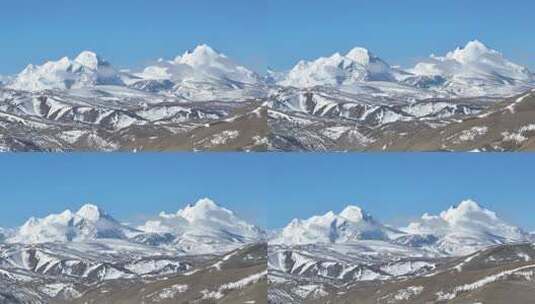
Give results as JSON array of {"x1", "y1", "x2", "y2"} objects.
[
  {"x1": 0, "y1": 153, "x2": 534, "y2": 231},
  {"x1": 1, "y1": 0, "x2": 534, "y2": 75}
]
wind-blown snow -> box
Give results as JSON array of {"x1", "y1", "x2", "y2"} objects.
[
  {"x1": 404, "y1": 199, "x2": 529, "y2": 255},
  {"x1": 409, "y1": 40, "x2": 533, "y2": 97},
  {"x1": 138, "y1": 198, "x2": 265, "y2": 254}
]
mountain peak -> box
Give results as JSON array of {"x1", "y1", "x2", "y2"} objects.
[
  {"x1": 76, "y1": 204, "x2": 105, "y2": 221},
  {"x1": 445, "y1": 40, "x2": 495, "y2": 63},
  {"x1": 74, "y1": 50, "x2": 103, "y2": 70},
  {"x1": 175, "y1": 44, "x2": 225, "y2": 66},
  {"x1": 273, "y1": 204, "x2": 396, "y2": 245},
  {"x1": 409, "y1": 40, "x2": 532, "y2": 96},
  {"x1": 440, "y1": 199, "x2": 496, "y2": 223},
  {"x1": 345, "y1": 47, "x2": 374, "y2": 65},
  {"x1": 176, "y1": 198, "x2": 227, "y2": 223},
  {"x1": 137, "y1": 199, "x2": 265, "y2": 252},
  {"x1": 191, "y1": 44, "x2": 219, "y2": 55},
  {"x1": 8, "y1": 203, "x2": 135, "y2": 244},
  {"x1": 405, "y1": 199, "x2": 528, "y2": 255},
  {"x1": 339, "y1": 205, "x2": 370, "y2": 222}
]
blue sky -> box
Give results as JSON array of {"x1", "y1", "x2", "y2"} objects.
[
  {"x1": 1, "y1": 0, "x2": 534, "y2": 74},
  {"x1": 0, "y1": 153, "x2": 534, "y2": 231}
]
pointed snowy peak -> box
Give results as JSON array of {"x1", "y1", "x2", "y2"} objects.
[
  {"x1": 408, "y1": 40, "x2": 533, "y2": 97},
  {"x1": 404, "y1": 199, "x2": 529, "y2": 255},
  {"x1": 279, "y1": 46, "x2": 395, "y2": 88},
  {"x1": 273, "y1": 204, "x2": 402, "y2": 245},
  {"x1": 138, "y1": 198, "x2": 265, "y2": 252},
  {"x1": 8, "y1": 204, "x2": 139, "y2": 244},
  {"x1": 8, "y1": 51, "x2": 123, "y2": 92}
]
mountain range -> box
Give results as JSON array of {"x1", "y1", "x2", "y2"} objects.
[
  {"x1": 0, "y1": 198, "x2": 267, "y2": 303},
  {"x1": 268, "y1": 199, "x2": 535, "y2": 303},
  {"x1": 1, "y1": 198, "x2": 265, "y2": 254},
  {"x1": 2, "y1": 40, "x2": 532, "y2": 98},
  {"x1": 1, "y1": 40, "x2": 534, "y2": 152},
  {"x1": 1, "y1": 198, "x2": 534, "y2": 303},
  {"x1": 271, "y1": 199, "x2": 531, "y2": 255}
]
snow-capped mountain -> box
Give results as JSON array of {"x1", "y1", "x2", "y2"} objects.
[
  {"x1": 407, "y1": 40, "x2": 534, "y2": 97},
  {"x1": 273, "y1": 40, "x2": 533, "y2": 99},
  {"x1": 8, "y1": 51, "x2": 123, "y2": 91},
  {"x1": 138, "y1": 198, "x2": 265, "y2": 253},
  {"x1": 5, "y1": 45, "x2": 265, "y2": 101},
  {"x1": 136, "y1": 44, "x2": 261, "y2": 85},
  {"x1": 130, "y1": 44, "x2": 265, "y2": 100},
  {"x1": 0, "y1": 201, "x2": 267, "y2": 303},
  {"x1": 4, "y1": 199, "x2": 265, "y2": 255},
  {"x1": 271, "y1": 205, "x2": 402, "y2": 245},
  {"x1": 278, "y1": 47, "x2": 397, "y2": 88},
  {"x1": 1, "y1": 41, "x2": 534, "y2": 152},
  {"x1": 7, "y1": 204, "x2": 139, "y2": 243},
  {"x1": 269, "y1": 200, "x2": 534, "y2": 303},
  {"x1": 404, "y1": 199, "x2": 530, "y2": 255},
  {"x1": 272, "y1": 199, "x2": 530, "y2": 256}
]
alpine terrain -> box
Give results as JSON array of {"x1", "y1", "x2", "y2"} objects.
[
  {"x1": 0, "y1": 198, "x2": 267, "y2": 304},
  {"x1": 268, "y1": 200, "x2": 535, "y2": 303},
  {"x1": 1, "y1": 41, "x2": 534, "y2": 151}
]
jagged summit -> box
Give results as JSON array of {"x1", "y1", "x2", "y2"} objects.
[
  {"x1": 8, "y1": 204, "x2": 137, "y2": 244},
  {"x1": 273, "y1": 199, "x2": 530, "y2": 256},
  {"x1": 278, "y1": 46, "x2": 396, "y2": 88},
  {"x1": 7, "y1": 50, "x2": 123, "y2": 91},
  {"x1": 273, "y1": 204, "x2": 400, "y2": 245}
]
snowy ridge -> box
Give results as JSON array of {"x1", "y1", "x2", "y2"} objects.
[
  {"x1": 137, "y1": 44, "x2": 261, "y2": 85},
  {"x1": 278, "y1": 47, "x2": 397, "y2": 88},
  {"x1": 273, "y1": 199, "x2": 530, "y2": 257},
  {"x1": 4, "y1": 199, "x2": 264, "y2": 255},
  {"x1": 275, "y1": 40, "x2": 533, "y2": 99},
  {"x1": 271, "y1": 205, "x2": 403, "y2": 245},
  {"x1": 138, "y1": 198, "x2": 266, "y2": 253},
  {"x1": 8, "y1": 204, "x2": 139, "y2": 243},
  {"x1": 4, "y1": 40, "x2": 532, "y2": 100},
  {"x1": 407, "y1": 40, "x2": 534, "y2": 97},
  {"x1": 8, "y1": 51, "x2": 123, "y2": 91},
  {"x1": 404, "y1": 199, "x2": 530, "y2": 255},
  {"x1": 130, "y1": 44, "x2": 265, "y2": 101}
]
